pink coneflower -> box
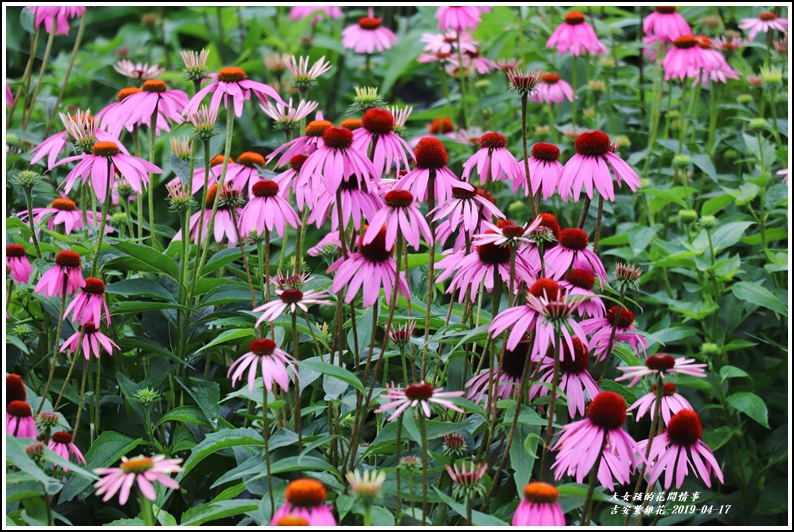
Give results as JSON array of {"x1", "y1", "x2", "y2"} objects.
[
  {"x1": 740, "y1": 12, "x2": 788, "y2": 41},
  {"x1": 532, "y1": 73, "x2": 576, "y2": 105},
  {"x1": 421, "y1": 32, "x2": 479, "y2": 55},
  {"x1": 630, "y1": 382, "x2": 693, "y2": 425},
  {"x1": 239, "y1": 180, "x2": 300, "y2": 238},
  {"x1": 435, "y1": 6, "x2": 482, "y2": 33},
  {"x1": 694, "y1": 37, "x2": 740, "y2": 84},
  {"x1": 29, "y1": 6, "x2": 85, "y2": 36},
  {"x1": 56, "y1": 140, "x2": 161, "y2": 203},
  {"x1": 472, "y1": 218, "x2": 542, "y2": 248},
  {"x1": 254, "y1": 287, "x2": 332, "y2": 327},
  {"x1": 29, "y1": 111, "x2": 118, "y2": 169},
  {"x1": 513, "y1": 482, "x2": 566, "y2": 526},
  {"x1": 559, "y1": 268, "x2": 605, "y2": 318},
  {"x1": 65, "y1": 277, "x2": 111, "y2": 328},
  {"x1": 552, "y1": 391, "x2": 640, "y2": 489},
  {"x1": 433, "y1": 188, "x2": 496, "y2": 252},
  {"x1": 581, "y1": 305, "x2": 648, "y2": 361},
  {"x1": 289, "y1": 5, "x2": 342, "y2": 24},
  {"x1": 558, "y1": 130, "x2": 640, "y2": 203},
  {"x1": 342, "y1": 9, "x2": 398, "y2": 54},
  {"x1": 307, "y1": 231, "x2": 343, "y2": 258},
  {"x1": 531, "y1": 338, "x2": 598, "y2": 417},
  {"x1": 227, "y1": 152, "x2": 268, "y2": 194},
  {"x1": 461, "y1": 132, "x2": 521, "y2": 189},
  {"x1": 446, "y1": 462, "x2": 488, "y2": 499},
  {"x1": 60, "y1": 322, "x2": 118, "y2": 360},
  {"x1": 363, "y1": 189, "x2": 433, "y2": 251},
  {"x1": 447, "y1": 50, "x2": 497, "y2": 75},
  {"x1": 547, "y1": 11, "x2": 608, "y2": 57},
  {"x1": 616, "y1": 353, "x2": 707, "y2": 388},
  {"x1": 643, "y1": 6, "x2": 692, "y2": 46},
  {"x1": 299, "y1": 126, "x2": 378, "y2": 196},
  {"x1": 228, "y1": 338, "x2": 296, "y2": 392},
  {"x1": 663, "y1": 35, "x2": 708, "y2": 80},
  {"x1": 712, "y1": 35, "x2": 747, "y2": 54},
  {"x1": 6, "y1": 244, "x2": 32, "y2": 284},
  {"x1": 524, "y1": 292, "x2": 588, "y2": 362},
  {"x1": 96, "y1": 87, "x2": 169, "y2": 138},
  {"x1": 489, "y1": 278, "x2": 561, "y2": 351},
  {"x1": 261, "y1": 98, "x2": 319, "y2": 132},
  {"x1": 641, "y1": 409, "x2": 724, "y2": 489},
  {"x1": 267, "y1": 114, "x2": 332, "y2": 168},
  {"x1": 519, "y1": 142, "x2": 564, "y2": 199},
  {"x1": 117, "y1": 79, "x2": 188, "y2": 132},
  {"x1": 395, "y1": 137, "x2": 465, "y2": 205},
  {"x1": 307, "y1": 174, "x2": 382, "y2": 231},
  {"x1": 48, "y1": 431, "x2": 86, "y2": 472},
  {"x1": 375, "y1": 382, "x2": 465, "y2": 421},
  {"x1": 27, "y1": 197, "x2": 84, "y2": 235},
  {"x1": 436, "y1": 232, "x2": 536, "y2": 303},
  {"x1": 431, "y1": 186, "x2": 504, "y2": 235},
  {"x1": 174, "y1": 185, "x2": 240, "y2": 246},
  {"x1": 180, "y1": 153, "x2": 227, "y2": 196},
  {"x1": 183, "y1": 66, "x2": 284, "y2": 118},
  {"x1": 328, "y1": 227, "x2": 410, "y2": 308},
  {"x1": 7, "y1": 401, "x2": 37, "y2": 439},
  {"x1": 778, "y1": 168, "x2": 789, "y2": 185},
  {"x1": 544, "y1": 228, "x2": 607, "y2": 283},
  {"x1": 94, "y1": 454, "x2": 183, "y2": 505},
  {"x1": 6, "y1": 374, "x2": 27, "y2": 405},
  {"x1": 496, "y1": 58, "x2": 523, "y2": 72},
  {"x1": 271, "y1": 479, "x2": 337, "y2": 526},
  {"x1": 114, "y1": 60, "x2": 165, "y2": 80},
  {"x1": 34, "y1": 250, "x2": 85, "y2": 298},
  {"x1": 285, "y1": 55, "x2": 332, "y2": 85},
  {"x1": 466, "y1": 341, "x2": 531, "y2": 405},
  {"x1": 352, "y1": 108, "x2": 415, "y2": 176}
]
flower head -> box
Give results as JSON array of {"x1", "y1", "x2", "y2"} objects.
[
  {"x1": 547, "y1": 11, "x2": 608, "y2": 56},
  {"x1": 375, "y1": 382, "x2": 464, "y2": 422},
  {"x1": 346, "y1": 469, "x2": 386, "y2": 504},
  {"x1": 6, "y1": 244, "x2": 32, "y2": 284},
  {"x1": 363, "y1": 189, "x2": 433, "y2": 251},
  {"x1": 286, "y1": 55, "x2": 332, "y2": 89},
  {"x1": 616, "y1": 353, "x2": 707, "y2": 387},
  {"x1": 446, "y1": 462, "x2": 488, "y2": 500},
  {"x1": 61, "y1": 322, "x2": 119, "y2": 360},
  {"x1": 342, "y1": 9, "x2": 398, "y2": 55},
  {"x1": 29, "y1": 6, "x2": 85, "y2": 36},
  {"x1": 271, "y1": 479, "x2": 336, "y2": 526},
  {"x1": 629, "y1": 382, "x2": 693, "y2": 425},
  {"x1": 228, "y1": 338, "x2": 296, "y2": 392},
  {"x1": 94, "y1": 455, "x2": 183, "y2": 505},
  {"x1": 6, "y1": 374, "x2": 27, "y2": 405},
  {"x1": 507, "y1": 68, "x2": 543, "y2": 95},
  {"x1": 513, "y1": 482, "x2": 566, "y2": 526},
  {"x1": 739, "y1": 12, "x2": 788, "y2": 41},
  {"x1": 34, "y1": 250, "x2": 85, "y2": 298},
  {"x1": 7, "y1": 401, "x2": 37, "y2": 439},
  {"x1": 48, "y1": 431, "x2": 87, "y2": 471},
  {"x1": 64, "y1": 277, "x2": 111, "y2": 328},
  {"x1": 254, "y1": 286, "x2": 332, "y2": 327},
  {"x1": 180, "y1": 49, "x2": 210, "y2": 81},
  {"x1": 183, "y1": 66, "x2": 285, "y2": 118},
  {"x1": 114, "y1": 60, "x2": 165, "y2": 81},
  {"x1": 435, "y1": 6, "x2": 482, "y2": 33}
]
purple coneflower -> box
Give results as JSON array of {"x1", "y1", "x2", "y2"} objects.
[
  {"x1": 544, "y1": 228, "x2": 607, "y2": 283},
  {"x1": 239, "y1": 180, "x2": 300, "y2": 238},
  {"x1": 435, "y1": 6, "x2": 482, "y2": 33},
  {"x1": 581, "y1": 305, "x2": 648, "y2": 361},
  {"x1": 375, "y1": 382, "x2": 464, "y2": 422},
  {"x1": 559, "y1": 268, "x2": 605, "y2": 318},
  {"x1": 342, "y1": 9, "x2": 398, "y2": 54},
  {"x1": 740, "y1": 12, "x2": 788, "y2": 41},
  {"x1": 489, "y1": 278, "x2": 562, "y2": 351},
  {"x1": 307, "y1": 174, "x2": 382, "y2": 231},
  {"x1": 353, "y1": 108, "x2": 415, "y2": 176},
  {"x1": 30, "y1": 111, "x2": 124, "y2": 170},
  {"x1": 421, "y1": 31, "x2": 479, "y2": 55},
  {"x1": 643, "y1": 6, "x2": 692, "y2": 46},
  {"x1": 520, "y1": 143, "x2": 564, "y2": 200},
  {"x1": 663, "y1": 35, "x2": 708, "y2": 81},
  {"x1": 307, "y1": 231, "x2": 343, "y2": 258},
  {"x1": 174, "y1": 185, "x2": 240, "y2": 246},
  {"x1": 695, "y1": 37, "x2": 740, "y2": 84},
  {"x1": 6, "y1": 374, "x2": 27, "y2": 405},
  {"x1": 228, "y1": 338, "x2": 296, "y2": 392},
  {"x1": 532, "y1": 73, "x2": 576, "y2": 105},
  {"x1": 260, "y1": 97, "x2": 318, "y2": 132},
  {"x1": 65, "y1": 277, "x2": 111, "y2": 328},
  {"x1": 513, "y1": 482, "x2": 566, "y2": 526},
  {"x1": 94, "y1": 454, "x2": 182, "y2": 505},
  {"x1": 48, "y1": 431, "x2": 86, "y2": 472},
  {"x1": 531, "y1": 337, "x2": 598, "y2": 418},
  {"x1": 466, "y1": 341, "x2": 531, "y2": 405},
  {"x1": 7, "y1": 401, "x2": 37, "y2": 439},
  {"x1": 35, "y1": 250, "x2": 85, "y2": 298},
  {"x1": 641, "y1": 409, "x2": 724, "y2": 489},
  {"x1": 547, "y1": 11, "x2": 608, "y2": 56},
  {"x1": 363, "y1": 189, "x2": 433, "y2": 251},
  {"x1": 299, "y1": 126, "x2": 378, "y2": 196},
  {"x1": 183, "y1": 66, "x2": 284, "y2": 118},
  {"x1": 29, "y1": 6, "x2": 84, "y2": 36},
  {"x1": 461, "y1": 132, "x2": 521, "y2": 190},
  {"x1": 114, "y1": 60, "x2": 165, "y2": 80},
  {"x1": 27, "y1": 197, "x2": 85, "y2": 235},
  {"x1": 254, "y1": 287, "x2": 331, "y2": 327},
  {"x1": 290, "y1": 5, "x2": 342, "y2": 24},
  {"x1": 61, "y1": 322, "x2": 118, "y2": 360},
  {"x1": 271, "y1": 479, "x2": 337, "y2": 526},
  {"x1": 6, "y1": 244, "x2": 32, "y2": 284},
  {"x1": 395, "y1": 137, "x2": 465, "y2": 205},
  {"x1": 558, "y1": 130, "x2": 640, "y2": 203},
  {"x1": 117, "y1": 80, "x2": 188, "y2": 132},
  {"x1": 630, "y1": 382, "x2": 693, "y2": 425},
  {"x1": 432, "y1": 186, "x2": 504, "y2": 235},
  {"x1": 267, "y1": 113, "x2": 332, "y2": 168},
  {"x1": 616, "y1": 353, "x2": 707, "y2": 388},
  {"x1": 524, "y1": 292, "x2": 588, "y2": 362}
]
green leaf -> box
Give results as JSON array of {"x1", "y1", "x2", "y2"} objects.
[
  {"x1": 115, "y1": 337, "x2": 189, "y2": 367},
  {"x1": 170, "y1": 153, "x2": 193, "y2": 186},
  {"x1": 300, "y1": 358, "x2": 364, "y2": 394},
  {"x1": 701, "y1": 195, "x2": 734, "y2": 216},
  {"x1": 380, "y1": 29, "x2": 431, "y2": 96},
  {"x1": 432, "y1": 487, "x2": 509, "y2": 526},
  {"x1": 155, "y1": 406, "x2": 212, "y2": 429},
  {"x1": 176, "y1": 428, "x2": 263, "y2": 482},
  {"x1": 201, "y1": 247, "x2": 251, "y2": 275},
  {"x1": 106, "y1": 279, "x2": 175, "y2": 301},
  {"x1": 6, "y1": 436, "x2": 62, "y2": 494},
  {"x1": 110, "y1": 242, "x2": 179, "y2": 279},
  {"x1": 709, "y1": 221, "x2": 755, "y2": 252},
  {"x1": 702, "y1": 426, "x2": 735, "y2": 451},
  {"x1": 180, "y1": 500, "x2": 258, "y2": 526},
  {"x1": 60, "y1": 431, "x2": 143, "y2": 502},
  {"x1": 690, "y1": 153, "x2": 718, "y2": 180},
  {"x1": 730, "y1": 281, "x2": 787, "y2": 316},
  {"x1": 194, "y1": 328, "x2": 256, "y2": 354},
  {"x1": 719, "y1": 365, "x2": 750, "y2": 382},
  {"x1": 175, "y1": 377, "x2": 221, "y2": 429},
  {"x1": 727, "y1": 391, "x2": 770, "y2": 428},
  {"x1": 406, "y1": 253, "x2": 442, "y2": 270},
  {"x1": 20, "y1": 7, "x2": 36, "y2": 33},
  {"x1": 627, "y1": 225, "x2": 659, "y2": 256}
]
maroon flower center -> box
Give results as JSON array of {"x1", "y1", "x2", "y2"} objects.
[
  {"x1": 559, "y1": 228, "x2": 589, "y2": 251},
  {"x1": 238, "y1": 152, "x2": 265, "y2": 168},
  {"x1": 81, "y1": 322, "x2": 98, "y2": 335},
  {"x1": 666, "y1": 409, "x2": 703, "y2": 447},
  {"x1": 565, "y1": 11, "x2": 586, "y2": 25},
  {"x1": 759, "y1": 12, "x2": 777, "y2": 21},
  {"x1": 541, "y1": 73, "x2": 560, "y2": 84},
  {"x1": 436, "y1": 51, "x2": 452, "y2": 59},
  {"x1": 574, "y1": 131, "x2": 610, "y2": 157},
  {"x1": 430, "y1": 117, "x2": 454, "y2": 134},
  {"x1": 536, "y1": 212, "x2": 561, "y2": 241},
  {"x1": 479, "y1": 132, "x2": 507, "y2": 149},
  {"x1": 362, "y1": 108, "x2": 395, "y2": 135},
  {"x1": 323, "y1": 127, "x2": 353, "y2": 149},
  {"x1": 249, "y1": 338, "x2": 277, "y2": 356},
  {"x1": 217, "y1": 67, "x2": 247, "y2": 82},
  {"x1": 674, "y1": 36, "x2": 699, "y2": 49},
  {"x1": 358, "y1": 16, "x2": 381, "y2": 30},
  {"x1": 414, "y1": 137, "x2": 449, "y2": 169},
  {"x1": 645, "y1": 353, "x2": 675, "y2": 372},
  {"x1": 503, "y1": 224, "x2": 526, "y2": 239},
  {"x1": 655, "y1": 6, "x2": 677, "y2": 14},
  {"x1": 6, "y1": 244, "x2": 26, "y2": 258},
  {"x1": 528, "y1": 278, "x2": 560, "y2": 300},
  {"x1": 305, "y1": 120, "x2": 334, "y2": 137},
  {"x1": 587, "y1": 391, "x2": 626, "y2": 430},
  {"x1": 501, "y1": 341, "x2": 530, "y2": 380},
  {"x1": 531, "y1": 142, "x2": 561, "y2": 163},
  {"x1": 6, "y1": 374, "x2": 27, "y2": 403},
  {"x1": 252, "y1": 180, "x2": 279, "y2": 197},
  {"x1": 384, "y1": 189, "x2": 414, "y2": 208},
  {"x1": 652, "y1": 382, "x2": 678, "y2": 397},
  {"x1": 279, "y1": 288, "x2": 304, "y2": 304},
  {"x1": 405, "y1": 383, "x2": 434, "y2": 401},
  {"x1": 7, "y1": 400, "x2": 33, "y2": 418},
  {"x1": 559, "y1": 338, "x2": 590, "y2": 374},
  {"x1": 444, "y1": 432, "x2": 465, "y2": 449},
  {"x1": 142, "y1": 79, "x2": 167, "y2": 93},
  {"x1": 289, "y1": 154, "x2": 308, "y2": 172},
  {"x1": 359, "y1": 227, "x2": 392, "y2": 263},
  {"x1": 117, "y1": 87, "x2": 141, "y2": 101},
  {"x1": 606, "y1": 305, "x2": 635, "y2": 329},
  {"x1": 451, "y1": 187, "x2": 477, "y2": 200},
  {"x1": 340, "y1": 118, "x2": 363, "y2": 131},
  {"x1": 566, "y1": 269, "x2": 595, "y2": 290},
  {"x1": 51, "y1": 198, "x2": 78, "y2": 211},
  {"x1": 52, "y1": 431, "x2": 73, "y2": 444},
  {"x1": 476, "y1": 239, "x2": 511, "y2": 266},
  {"x1": 523, "y1": 482, "x2": 559, "y2": 503},
  {"x1": 83, "y1": 277, "x2": 105, "y2": 295},
  {"x1": 55, "y1": 250, "x2": 82, "y2": 268},
  {"x1": 92, "y1": 141, "x2": 121, "y2": 157}
]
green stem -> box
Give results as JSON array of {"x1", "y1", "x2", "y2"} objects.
[
  {"x1": 581, "y1": 452, "x2": 602, "y2": 526},
  {"x1": 418, "y1": 412, "x2": 429, "y2": 526},
  {"x1": 23, "y1": 187, "x2": 42, "y2": 259},
  {"x1": 421, "y1": 172, "x2": 436, "y2": 378},
  {"x1": 706, "y1": 83, "x2": 719, "y2": 155},
  {"x1": 91, "y1": 161, "x2": 114, "y2": 277},
  {"x1": 262, "y1": 386, "x2": 275, "y2": 514},
  {"x1": 7, "y1": 29, "x2": 39, "y2": 128},
  {"x1": 22, "y1": 26, "x2": 56, "y2": 131},
  {"x1": 138, "y1": 491, "x2": 155, "y2": 527},
  {"x1": 455, "y1": 33, "x2": 469, "y2": 130},
  {"x1": 71, "y1": 359, "x2": 89, "y2": 438},
  {"x1": 538, "y1": 336, "x2": 561, "y2": 481},
  {"x1": 37, "y1": 281, "x2": 68, "y2": 415},
  {"x1": 147, "y1": 99, "x2": 160, "y2": 250},
  {"x1": 597, "y1": 284, "x2": 628, "y2": 386},
  {"x1": 43, "y1": 12, "x2": 87, "y2": 138},
  {"x1": 520, "y1": 93, "x2": 537, "y2": 218},
  {"x1": 292, "y1": 311, "x2": 302, "y2": 450}
]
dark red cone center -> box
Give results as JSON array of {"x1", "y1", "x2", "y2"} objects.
[
  {"x1": 666, "y1": 409, "x2": 703, "y2": 447},
  {"x1": 587, "y1": 391, "x2": 627, "y2": 430}
]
